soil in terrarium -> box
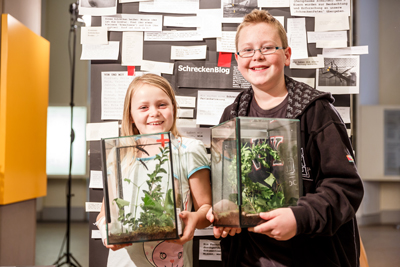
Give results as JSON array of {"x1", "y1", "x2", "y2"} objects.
[
  {"x1": 214, "y1": 210, "x2": 265, "y2": 227},
  {"x1": 108, "y1": 226, "x2": 177, "y2": 243}
]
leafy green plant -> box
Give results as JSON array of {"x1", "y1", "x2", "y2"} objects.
[
  {"x1": 113, "y1": 146, "x2": 176, "y2": 233},
  {"x1": 230, "y1": 140, "x2": 285, "y2": 214}
]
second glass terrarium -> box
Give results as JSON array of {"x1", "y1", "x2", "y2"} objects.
[
  {"x1": 211, "y1": 117, "x2": 302, "y2": 228},
  {"x1": 101, "y1": 132, "x2": 183, "y2": 244}
]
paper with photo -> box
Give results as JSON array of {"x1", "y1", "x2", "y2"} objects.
[
  {"x1": 322, "y1": 46, "x2": 369, "y2": 56},
  {"x1": 141, "y1": 60, "x2": 174, "y2": 74},
  {"x1": 287, "y1": 18, "x2": 308, "y2": 59},
  {"x1": 89, "y1": 170, "x2": 104, "y2": 189},
  {"x1": 197, "y1": 9, "x2": 223, "y2": 38},
  {"x1": 122, "y1": 32, "x2": 143, "y2": 66},
  {"x1": 315, "y1": 14, "x2": 349, "y2": 32},
  {"x1": 291, "y1": 77, "x2": 315, "y2": 88},
  {"x1": 316, "y1": 40, "x2": 347, "y2": 49},
  {"x1": 222, "y1": 0, "x2": 257, "y2": 23},
  {"x1": 258, "y1": 0, "x2": 289, "y2": 7},
  {"x1": 316, "y1": 55, "x2": 360, "y2": 94},
  {"x1": 290, "y1": 56, "x2": 324, "y2": 69},
  {"x1": 80, "y1": 41, "x2": 119, "y2": 60},
  {"x1": 335, "y1": 107, "x2": 351, "y2": 123},
  {"x1": 139, "y1": 0, "x2": 199, "y2": 14},
  {"x1": 86, "y1": 121, "x2": 119, "y2": 141},
  {"x1": 171, "y1": 45, "x2": 207, "y2": 60},
  {"x1": 176, "y1": 96, "x2": 196, "y2": 108},
  {"x1": 196, "y1": 91, "x2": 240, "y2": 125},
  {"x1": 290, "y1": 0, "x2": 350, "y2": 17},
  {"x1": 178, "y1": 127, "x2": 211, "y2": 147},
  {"x1": 79, "y1": 0, "x2": 117, "y2": 16},
  {"x1": 81, "y1": 27, "x2": 108, "y2": 45},
  {"x1": 102, "y1": 14, "x2": 162, "y2": 31},
  {"x1": 164, "y1": 16, "x2": 199, "y2": 27},
  {"x1": 217, "y1": 31, "x2": 236, "y2": 53},
  {"x1": 144, "y1": 31, "x2": 203, "y2": 41}
]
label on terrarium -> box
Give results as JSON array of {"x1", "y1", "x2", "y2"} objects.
[{"x1": 177, "y1": 208, "x2": 182, "y2": 235}]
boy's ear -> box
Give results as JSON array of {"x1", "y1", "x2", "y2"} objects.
[{"x1": 284, "y1": 47, "x2": 292, "y2": 66}]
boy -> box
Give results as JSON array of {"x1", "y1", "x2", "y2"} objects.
[{"x1": 207, "y1": 9, "x2": 364, "y2": 267}]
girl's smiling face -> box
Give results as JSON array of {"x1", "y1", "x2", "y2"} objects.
[
  {"x1": 130, "y1": 83, "x2": 174, "y2": 135},
  {"x1": 235, "y1": 22, "x2": 291, "y2": 93}
]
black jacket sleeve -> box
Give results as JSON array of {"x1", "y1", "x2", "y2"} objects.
[{"x1": 290, "y1": 100, "x2": 364, "y2": 237}]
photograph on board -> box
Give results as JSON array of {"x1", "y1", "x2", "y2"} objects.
[
  {"x1": 222, "y1": 0, "x2": 258, "y2": 23},
  {"x1": 316, "y1": 56, "x2": 360, "y2": 94},
  {"x1": 79, "y1": 0, "x2": 117, "y2": 16}
]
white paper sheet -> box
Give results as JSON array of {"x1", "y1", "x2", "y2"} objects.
[
  {"x1": 194, "y1": 226, "x2": 214, "y2": 236},
  {"x1": 177, "y1": 108, "x2": 194, "y2": 118},
  {"x1": 120, "y1": 0, "x2": 152, "y2": 2},
  {"x1": 171, "y1": 45, "x2": 207, "y2": 60},
  {"x1": 315, "y1": 14, "x2": 349, "y2": 32},
  {"x1": 290, "y1": 56, "x2": 324, "y2": 69},
  {"x1": 217, "y1": 31, "x2": 236, "y2": 53},
  {"x1": 291, "y1": 77, "x2": 315, "y2": 88},
  {"x1": 141, "y1": 60, "x2": 175, "y2": 74},
  {"x1": 122, "y1": 32, "x2": 143, "y2": 66},
  {"x1": 101, "y1": 72, "x2": 134, "y2": 120},
  {"x1": 86, "y1": 121, "x2": 119, "y2": 141},
  {"x1": 144, "y1": 31, "x2": 203, "y2": 41},
  {"x1": 79, "y1": 0, "x2": 117, "y2": 16},
  {"x1": 197, "y1": 9, "x2": 223, "y2": 38},
  {"x1": 91, "y1": 230, "x2": 102, "y2": 239},
  {"x1": 199, "y1": 239, "x2": 222, "y2": 261},
  {"x1": 258, "y1": 0, "x2": 290, "y2": 7},
  {"x1": 307, "y1": 31, "x2": 347, "y2": 43},
  {"x1": 89, "y1": 170, "x2": 104, "y2": 189},
  {"x1": 139, "y1": 0, "x2": 199, "y2": 14},
  {"x1": 290, "y1": 0, "x2": 350, "y2": 17},
  {"x1": 80, "y1": 41, "x2": 120, "y2": 60},
  {"x1": 178, "y1": 127, "x2": 211, "y2": 147},
  {"x1": 80, "y1": 27, "x2": 108, "y2": 45},
  {"x1": 335, "y1": 107, "x2": 351, "y2": 123},
  {"x1": 176, "y1": 119, "x2": 197, "y2": 128},
  {"x1": 164, "y1": 16, "x2": 199, "y2": 27},
  {"x1": 196, "y1": 91, "x2": 240, "y2": 125},
  {"x1": 102, "y1": 14, "x2": 163, "y2": 31},
  {"x1": 322, "y1": 46, "x2": 369, "y2": 56},
  {"x1": 287, "y1": 18, "x2": 308, "y2": 59},
  {"x1": 85, "y1": 202, "x2": 102, "y2": 212},
  {"x1": 316, "y1": 40, "x2": 347, "y2": 49},
  {"x1": 176, "y1": 96, "x2": 196, "y2": 108}
]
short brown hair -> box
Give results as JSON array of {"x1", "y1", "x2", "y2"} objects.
[
  {"x1": 121, "y1": 74, "x2": 180, "y2": 137},
  {"x1": 235, "y1": 9, "x2": 288, "y2": 52}
]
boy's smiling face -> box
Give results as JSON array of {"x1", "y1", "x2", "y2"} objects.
[{"x1": 235, "y1": 22, "x2": 291, "y2": 93}]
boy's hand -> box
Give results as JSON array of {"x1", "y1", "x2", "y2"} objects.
[
  {"x1": 206, "y1": 206, "x2": 242, "y2": 238},
  {"x1": 248, "y1": 208, "x2": 297, "y2": 241}
]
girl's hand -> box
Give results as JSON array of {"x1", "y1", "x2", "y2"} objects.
[
  {"x1": 248, "y1": 208, "x2": 297, "y2": 241},
  {"x1": 103, "y1": 241, "x2": 132, "y2": 251},
  {"x1": 167, "y1": 211, "x2": 197, "y2": 245},
  {"x1": 206, "y1": 206, "x2": 242, "y2": 238}
]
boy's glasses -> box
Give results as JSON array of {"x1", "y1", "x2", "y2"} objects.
[{"x1": 237, "y1": 46, "x2": 285, "y2": 58}]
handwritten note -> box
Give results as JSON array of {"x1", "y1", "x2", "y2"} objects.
[
  {"x1": 217, "y1": 31, "x2": 236, "y2": 53},
  {"x1": 89, "y1": 170, "x2": 104, "y2": 189},
  {"x1": 80, "y1": 27, "x2": 108, "y2": 45},
  {"x1": 80, "y1": 41, "x2": 119, "y2": 60},
  {"x1": 85, "y1": 202, "x2": 102, "y2": 212},
  {"x1": 122, "y1": 32, "x2": 143, "y2": 66}
]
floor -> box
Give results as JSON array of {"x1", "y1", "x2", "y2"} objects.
[{"x1": 35, "y1": 222, "x2": 400, "y2": 267}]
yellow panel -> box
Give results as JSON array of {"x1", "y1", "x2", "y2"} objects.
[{"x1": 0, "y1": 14, "x2": 50, "y2": 204}]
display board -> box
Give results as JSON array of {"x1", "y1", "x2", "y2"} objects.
[{"x1": 84, "y1": 1, "x2": 359, "y2": 266}]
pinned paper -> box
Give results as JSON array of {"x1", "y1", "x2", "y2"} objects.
[
  {"x1": 218, "y1": 52, "x2": 232, "y2": 68},
  {"x1": 128, "y1": 66, "x2": 135, "y2": 76}
]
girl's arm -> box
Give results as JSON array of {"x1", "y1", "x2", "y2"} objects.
[
  {"x1": 96, "y1": 198, "x2": 131, "y2": 251},
  {"x1": 171, "y1": 168, "x2": 211, "y2": 245}
]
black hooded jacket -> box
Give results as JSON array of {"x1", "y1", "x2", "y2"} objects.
[{"x1": 219, "y1": 76, "x2": 364, "y2": 267}]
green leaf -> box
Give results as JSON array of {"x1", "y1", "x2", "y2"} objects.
[
  {"x1": 124, "y1": 178, "x2": 131, "y2": 184},
  {"x1": 264, "y1": 174, "x2": 276, "y2": 187},
  {"x1": 114, "y1": 198, "x2": 130, "y2": 209}
]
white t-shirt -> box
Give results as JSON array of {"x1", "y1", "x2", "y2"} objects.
[{"x1": 106, "y1": 137, "x2": 210, "y2": 267}]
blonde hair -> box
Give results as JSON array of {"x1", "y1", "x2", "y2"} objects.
[
  {"x1": 235, "y1": 9, "x2": 288, "y2": 52},
  {"x1": 121, "y1": 73, "x2": 180, "y2": 138}
]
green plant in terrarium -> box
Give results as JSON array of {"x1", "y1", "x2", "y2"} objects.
[
  {"x1": 229, "y1": 140, "x2": 284, "y2": 215},
  {"x1": 113, "y1": 146, "x2": 177, "y2": 238}
]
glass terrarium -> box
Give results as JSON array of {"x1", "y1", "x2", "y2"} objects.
[
  {"x1": 211, "y1": 117, "x2": 302, "y2": 228},
  {"x1": 101, "y1": 132, "x2": 183, "y2": 244}
]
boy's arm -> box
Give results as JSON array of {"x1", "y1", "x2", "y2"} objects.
[{"x1": 291, "y1": 113, "x2": 364, "y2": 237}]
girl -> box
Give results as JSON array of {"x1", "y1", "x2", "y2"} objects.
[{"x1": 96, "y1": 74, "x2": 212, "y2": 267}]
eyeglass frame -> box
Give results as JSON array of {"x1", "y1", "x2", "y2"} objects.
[{"x1": 236, "y1": 46, "x2": 286, "y2": 58}]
